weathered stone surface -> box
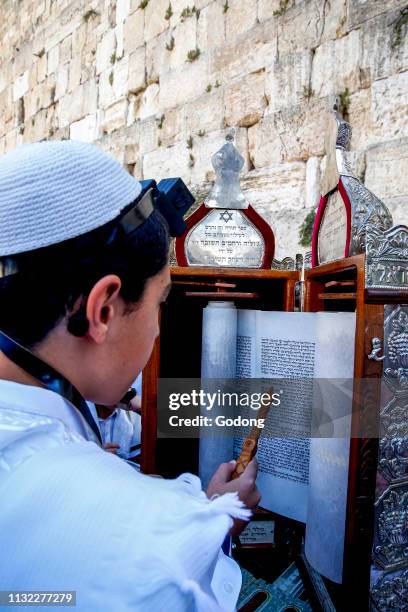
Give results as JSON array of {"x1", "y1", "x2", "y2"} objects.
[
  {"x1": 116, "y1": 0, "x2": 130, "y2": 25},
  {"x1": 371, "y1": 71, "x2": 408, "y2": 142},
  {"x1": 266, "y1": 50, "x2": 313, "y2": 112},
  {"x1": 144, "y1": 0, "x2": 169, "y2": 43},
  {"x1": 59, "y1": 35, "x2": 72, "y2": 64},
  {"x1": 128, "y1": 46, "x2": 146, "y2": 93},
  {"x1": 225, "y1": 70, "x2": 267, "y2": 128},
  {"x1": 100, "y1": 98, "x2": 128, "y2": 134},
  {"x1": 69, "y1": 113, "x2": 97, "y2": 141},
  {"x1": 210, "y1": 22, "x2": 276, "y2": 83},
  {"x1": 197, "y1": 2, "x2": 225, "y2": 50},
  {"x1": 96, "y1": 29, "x2": 116, "y2": 74},
  {"x1": 47, "y1": 45, "x2": 59, "y2": 75},
  {"x1": 365, "y1": 138, "x2": 408, "y2": 217},
  {"x1": 137, "y1": 83, "x2": 160, "y2": 120},
  {"x1": 311, "y1": 29, "x2": 362, "y2": 97},
  {"x1": 225, "y1": 0, "x2": 258, "y2": 41},
  {"x1": 13, "y1": 70, "x2": 29, "y2": 101},
  {"x1": 257, "y1": 0, "x2": 283, "y2": 22},
  {"x1": 348, "y1": 0, "x2": 407, "y2": 29},
  {"x1": 169, "y1": 16, "x2": 197, "y2": 70},
  {"x1": 123, "y1": 9, "x2": 144, "y2": 55},
  {"x1": 159, "y1": 54, "x2": 210, "y2": 110},
  {"x1": 305, "y1": 156, "x2": 321, "y2": 208}
]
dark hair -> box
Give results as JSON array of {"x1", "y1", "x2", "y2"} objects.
[{"x1": 0, "y1": 206, "x2": 170, "y2": 349}]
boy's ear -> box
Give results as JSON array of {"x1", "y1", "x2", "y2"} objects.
[{"x1": 85, "y1": 275, "x2": 122, "y2": 344}]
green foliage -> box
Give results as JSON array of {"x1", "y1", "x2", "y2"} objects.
[
  {"x1": 109, "y1": 71, "x2": 114, "y2": 86},
  {"x1": 338, "y1": 87, "x2": 351, "y2": 119},
  {"x1": 83, "y1": 9, "x2": 100, "y2": 21},
  {"x1": 189, "y1": 153, "x2": 195, "y2": 167},
  {"x1": 198, "y1": 130, "x2": 206, "y2": 137},
  {"x1": 157, "y1": 114, "x2": 165, "y2": 129},
  {"x1": 181, "y1": 5, "x2": 200, "y2": 22},
  {"x1": 139, "y1": 0, "x2": 149, "y2": 9},
  {"x1": 273, "y1": 0, "x2": 289, "y2": 17},
  {"x1": 165, "y1": 2, "x2": 173, "y2": 19},
  {"x1": 110, "y1": 52, "x2": 116, "y2": 65},
  {"x1": 223, "y1": 1, "x2": 229, "y2": 13},
  {"x1": 165, "y1": 36, "x2": 175, "y2": 51},
  {"x1": 205, "y1": 84, "x2": 212, "y2": 93},
  {"x1": 187, "y1": 47, "x2": 201, "y2": 62},
  {"x1": 302, "y1": 85, "x2": 314, "y2": 100},
  {"x1": 214, "y1": 79, "x2": 221, "y2": 88},
  {"x1": 299, "y1": 209, "x2": 317, "y2": 248},
  {"x1": 157, "y1": 138, "x2": 162, "y2": 147},
  {"x1": 187, "y1": 135, "x2": 194, "y2": 149},
  {"x1": 34, "y1": 48, "x2": 45, "y2": 58}
]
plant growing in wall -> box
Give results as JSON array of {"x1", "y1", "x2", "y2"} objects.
[
  {"x1": 273, "y1": 0, "x2": 290, "y2": 17},
  {"x1": 187, "y1": 47, "x2": 201, "y2": 62},
  {"x1": 166, "y1": 36, "x2": 175, "y2": 51},
  {"x1": 223, "y1": 1, "x2": 229, "y2": 13},
  {"x1": 83, "y1": 9, "x2": 100, "y2": 21},
  {"x1": 139, "y1": 0, "x2": 149, "y2": 9},
  {"x1": 299, "y1": 209, "x2": 317, "y2": 248},
  {"x1": 165, "y1": 3, "x2": 173, "y2": 20}
]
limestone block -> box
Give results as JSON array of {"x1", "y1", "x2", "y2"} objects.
[
  {"x1": 54, "y1": 63, "x2": 69, "y2": 101},
  {"x1": 305, "y1": 156, "x2": 321, "y2": 208},
  {"x1": 225, "y1": 0, "x2": 258, "y2": 41},
  {"x1": 159, "y1": 54, "x2": 210, "y2": 110},
  {"x1": 116, "y1": 0, "x2": 130, "y2": 24},
  {"x1": 47, "y1": 45, "x2": 59, "y2": 75},
  {"x1": 72, "y1": 22, "x2": 87, "y2": 57},
  {"x1": 139, "y1": 116, "x2": 159, "y2": 156},
  {"x1": 311, "y1": 29, "x2": 362, "y2": 98},
  {"x1": 100, "y1": 98, "x2": 128, "y2": 134},
  {"x1": 183, "y1": 89, "x2": 225, "y2": 140},
  {"x1": 241, "y1": 162, "x2": 306, "y2": 214},
  {"x1": 36, "y1": 52, "x2": 47, "y2": 84},
  {"x1": 258, "y1": 0, "x2": 283, "y2": 22},
  {"x1": 146, "y1": 31, "x2": 169, "y2": 84},
  {"x1": 96, "y1": 29, "x2": 116, "y2": 75},
  {"x1": 70, "y1": 113, "x2": 97, "y2": 142},
  {"x1": 59, "y1": 35, "x2": 72, "y2": 64},
  {"x1": 248, "y1": 115, "x2": 284, "y2": 168},
  {"x1": 112, "y1": 56, "x2": 129, "y2": 99},
  {"x1": 13, "y1": 43, "x2": 33, "y2": 80},
  {"x1": 365, "y1": 138, "x2": 408, "y2": 217},
  {"x1": 137, "y1": 83, "x2": 160, "y2": 120},
  {"x1": 144, "y1": 0, "x2": 169, "y2": 43},
  {"x1": 360, "y1": 9, "x2": 408, "y2": 85},
  {"x1": 210, "y1": 22, "x2": 276, "y2": 83},
  {"x1": 276, "y1": 1, "x2": 322, "y2": 55},
  {"x1": 142, "y1": 140, "x2": 190, "y2": 182},
  {"x1": 169, "y1": 17, "x2": 197, "y2": 70},
  {"x1": 225, "y1": 70, "x2": 267, "y2": 128},
  {"x1": 197, "y1": 2, "x2": 225, "y2": 51},
  {"x1": 99, "y1": 68, "x2": 115, "y2": 109},
  {"x1": 123, "y1": 9, "x2": 144, "y2": 55},
  {"x1": 128, "y1": 46, "x2": 146, "y2": 93},
  {"x1": 5, "y1": 128, "x2": 17, "y2": 153},
  {"x1": 266, "y1": 49, "x2": 313, "y2": 112},
  {"x1": 68, "y1": 56, "x2": 82, "y2": 92},
  {"x1": 348, "y1": 0, "x2": 407, "y2": 30},
  {"x1": 348, "y1": 88, "x2": 373, "y2": 151},
  {"x1": 371, "y1": 71, "x2": 408, "y2": 143},
  {"x1": 115, "y1": 23, "x2": 124, "y2": 58},
  {"x1": 13, "y1": 70, "x2": 29, "y2": 101}
]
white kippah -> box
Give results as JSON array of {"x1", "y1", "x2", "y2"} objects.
[{"x1": 0, "y1": 140, "x2": 142, "y2": 256}]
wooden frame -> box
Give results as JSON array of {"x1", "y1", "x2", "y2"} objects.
[{"x1": 140, "y1": 256, "x2": 383, "y2": 609}]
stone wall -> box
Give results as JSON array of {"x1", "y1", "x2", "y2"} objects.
[{"x1": 0, "y1": 0, "x2": 407, "y2": 257}]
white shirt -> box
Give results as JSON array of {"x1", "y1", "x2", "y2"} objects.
[
  {"x1": 88, "y1": 403, "x2": 141, "y2": 460},
  {"x1": 0, "y1": 379, "x2": 246, "y2": 611}
]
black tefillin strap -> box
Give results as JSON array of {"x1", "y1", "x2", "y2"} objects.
[{"x1": 0, "y1": 330, "x2": 103, "y2": 444}]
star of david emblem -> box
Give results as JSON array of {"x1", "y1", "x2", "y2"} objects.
[{"x1": 219, "y1": 211, "x2": 233, "y2": 223}]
